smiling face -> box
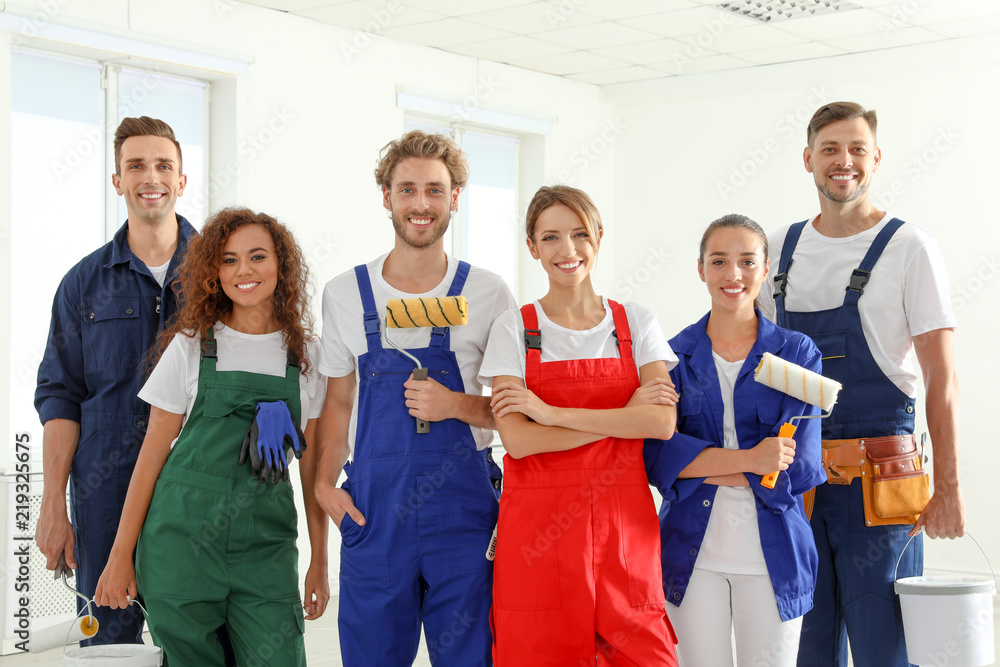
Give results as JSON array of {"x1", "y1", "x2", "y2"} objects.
[
  {"x1": 383, "y1": 157, "x2": 459, "y2": 250},
  {"x1": 112, "y1": 135, "x2": 186, "y2": 226},
  {"x1": 804, "y1": 117, "x2": 881, "y2": 205},
  {"x1": 527, "y1": 203, "x2": 601, "y2": 288},
  {"x1": 699, "y1": 226, "x2": 768, "y2": 315},
  {"x1": 218, "y1": 224, "x2": 279, "y2": 327}
]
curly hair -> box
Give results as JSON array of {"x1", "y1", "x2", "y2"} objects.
[
  {"x1": 153, "y1": 207, "x2": 315, "y2": 374},
  {"x1": 374, "y1": 130, "x2": 469, "y2": 190}
]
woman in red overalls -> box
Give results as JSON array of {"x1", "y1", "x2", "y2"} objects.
[{"x1": 479, "y1": 185, "x2": 680, "y2": 666}]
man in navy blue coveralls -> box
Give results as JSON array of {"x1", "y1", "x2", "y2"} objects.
[
  {"x1": 35, "y1": 117, "x2": 194, "y2": 645},
  {"x1": 762, "y1": 102, "x2": 966, "y2": 667}
]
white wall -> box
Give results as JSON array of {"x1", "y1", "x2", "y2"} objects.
[{"x1": 610, "y1": 34, "x2": 1000, "y2": 578}]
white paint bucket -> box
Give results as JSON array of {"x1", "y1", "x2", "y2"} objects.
[
  {"x1": 62, "y1": 644, "x2": 163, "y2": 666},
  {"x1": 894, "y1": 532, "x2": 997, "y2": 667}
]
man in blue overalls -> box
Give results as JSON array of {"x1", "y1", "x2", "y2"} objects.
[
  {"x1": 316, "y1": 130, "x2": 516, "y2": 666},
  {"x1": 35, "y1": 117, "x2": 194, "y2": 645},
  {"x1": 761, "y1": 102, "x2": 965, "y2": 667}
]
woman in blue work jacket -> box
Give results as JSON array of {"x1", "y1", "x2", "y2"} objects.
[
  {"x1": 94, "y1": 208, "x2": 329, "y2": 665},
  {"x1": 646, "y1": 214, "x2": 825, "y2": 667}
]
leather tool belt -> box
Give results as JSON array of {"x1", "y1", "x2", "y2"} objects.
[{"x1": 802, "y1": 434, "x2": 930, "y2": 526}]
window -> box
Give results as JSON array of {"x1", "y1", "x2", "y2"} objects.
[{"x1": 8, "y1": 50, "x2": 208, "y2": 465}]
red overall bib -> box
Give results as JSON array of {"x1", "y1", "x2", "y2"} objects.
[{"x1": 492, "y1": 301, "x2": 678, "y2": 666}]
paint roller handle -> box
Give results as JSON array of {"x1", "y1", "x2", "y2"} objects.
[
  {"x1": 412, "y1": 367, "x2": 430, "y2": 433},
  {"x1": 761, "y1": 422, "x2": 797, "y2": 489}
]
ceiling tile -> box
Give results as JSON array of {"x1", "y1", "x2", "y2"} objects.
[
  {"x1": 242, "y1": 0, "x2": 350, "y2": 11},
  {"x1": 507, "y1": 50, "x2": 629, "y2": 76},
  {"x1": 446, "y1": 35, "x2": 575, "y2": 62},
  {"x1": 397, "y1": 0, "x2": 535, "y2": 16},
  {"x1": 533, "y1": 22, "x2": 663, "y2": 50},
  {"x1": 931, "y1": 14, "x2": 1000, "y2": 38},
  {"x1": 620, "y1": 6, "x2": 759, "y2": 38},
  {"x1": 869, "y1": 0, "x2": 1000, "y2": 27},
  {"x1": 766, "y1": 7, "x2": 894, "y2": 40},
  {"x1": 567, "y1": 65, "x2": 671, "y2": 85},
  {"x1": 463, "y1": 3, "x2": 600, "y2": 33},
  {"x1": 702, "y1": 24, "x2": 810, "y2": 53},
  {"x1": 823, "y1": 26, "x2": 946, "y2": 53},
  {"x1": 737, "y1": 41, "x2": 846, "y2": 65},
  {"x1": 649, "y1": 52, "x2": 755, "y2": 76},
  {"x1": 379, "y1": 18, "x2": 514, "y2": 47},
  {"x1": 590, "y1": 38, "x2": 692, "y2": 65},
  {"x1": 575, "y1": 0, "x2": 699, "y2": 20},
  {"x1": 298, "y1": 1, "x2": 444, "y2": 29}
]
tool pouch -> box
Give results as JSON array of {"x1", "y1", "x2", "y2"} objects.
[{"x1": 861, "y1": 435, "x2": 929, "y2": 526}]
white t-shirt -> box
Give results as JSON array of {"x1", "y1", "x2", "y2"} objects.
[
  {"x1": 139, "y1": 322, "x2": 326, "y2": 438},
  {"x1": 759, "y1": 214, "x2": 956, "y2": 398},
  {"x1": 694, "y1": 354, "x2": 767, "y2": 575},
  {"x1": 319, "y1": 253, "x2": 516, "y2": 452},
  {"x1": 478, "y1": 298, "x2": 677, "y2": 384},
  {"x1": 147, "y1": 260, "x2": 170, "y2": 288}
]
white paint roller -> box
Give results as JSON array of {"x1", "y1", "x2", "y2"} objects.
[
  {"x1": 28, "y1": 614, "x2": 99, "y2": 653},
  {"x1": 754, "y1": 352, "x2": 842, "y2": 488},
  {"x1": 29, "y1": 554, "x2": 100, "y2": 653}
]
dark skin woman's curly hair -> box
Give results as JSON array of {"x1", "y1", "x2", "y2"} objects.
[{"x1": 152, "y1": 207, "x2": 315, "y2": 374}]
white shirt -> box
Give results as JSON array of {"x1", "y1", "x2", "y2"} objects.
[
  {"x1": 319, "y1": 253, "x2": 517, "y2": 452},
  {"x1": 694, "y1": 353, "x2": 768, "y2": 575},
  {"x1": 139, "y1": 322, "x2": 327, "y2": 439},
  {"x1": 479, "y1": 298, "x2": 677, "y2": 384},
  {"x1": 147, "y1": 259, "x2": 170, "y2": 288},
  {"x1": 759, "y1": 214, "x2": 956, "y2": 398}
]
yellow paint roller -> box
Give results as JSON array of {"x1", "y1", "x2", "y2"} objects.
[
  {"x1": 387, "y1": 296, "x2": 468, "y2": 328},
  {"x1": 753, "y1": 352, "x2": 842, "y2": 489},
  {"x1": 383, "y1": 296, "x2": 468, "y2": 434}
]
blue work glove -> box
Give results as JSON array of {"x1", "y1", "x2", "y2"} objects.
[{"x1": 239, "y1": 400, "x2": 306, "y2": 484}]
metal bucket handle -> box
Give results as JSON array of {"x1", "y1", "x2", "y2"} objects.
[{"x1": 894, "y1": 530, "x2": 997, "y2": 594}]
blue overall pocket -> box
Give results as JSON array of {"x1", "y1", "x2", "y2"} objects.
[{"x1": 338, "y1": 469, "x2": 390, "y2": 585}]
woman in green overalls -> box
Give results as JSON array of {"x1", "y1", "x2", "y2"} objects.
[{"x1": 95, "y1": 207, "x2": 329, "y2": 666}]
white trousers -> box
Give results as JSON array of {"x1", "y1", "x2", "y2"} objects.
[{"x1": 666, "y1": 567, "x2": 803, "y2": 667}]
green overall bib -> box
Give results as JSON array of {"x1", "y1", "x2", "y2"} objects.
[{"x1": 135, "y1": 330, "x2": 305, "y2": 667}]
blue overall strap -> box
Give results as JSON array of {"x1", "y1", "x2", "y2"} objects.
[
  {"x1": 430, "y1": 261, "x2": 471, "y2": 349},
  {"x1": 843, "y1": 218, "x2": 906, "y2": 307},
  {"x1": 354, "y1": 265, "x2": 383, "y2": 353},
  {"x1": 772, "y1": 220, "x2": 808, "y2": 318}
]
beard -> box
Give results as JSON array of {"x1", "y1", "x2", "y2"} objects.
[
  {"x1": 390, "y1": 207, "x2": 451, "y2": 249},
  {"x1": 816, "y1": 171, "x2": 870, "y2": 204}
]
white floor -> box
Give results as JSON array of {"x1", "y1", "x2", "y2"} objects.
[{"x1": 5, "y1": 594, "x2": 998, "y2": 666}]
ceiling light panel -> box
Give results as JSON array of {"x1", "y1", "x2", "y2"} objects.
[{"x1": 717, "y1": 0, "x2": 861, "y2": 23}]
